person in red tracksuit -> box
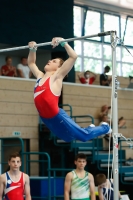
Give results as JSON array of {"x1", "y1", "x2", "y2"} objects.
[{"x1": 78, "y1": 70, "x2": 97, "y2": 85}]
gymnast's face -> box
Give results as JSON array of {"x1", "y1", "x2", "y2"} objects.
[
  {"x1": 8, "y1": 157, "x2": 21, "y2": 171},
  {"x1": 6, "y1": 58, "x2": 12, "y2": 65},
  {"x1": 21, "y1": 58, "x2": 27, "y2": 66},
  {"x1": 44, "y1": 59, "x2": 61, "y2": 72},
  {"x1": 85, "y1": 72, "x2": 90, "y2": 79},
  {"x1": 74, "y1": 158, "x2": 87, "y2": 169}
]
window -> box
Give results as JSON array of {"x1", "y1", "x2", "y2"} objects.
[
  {"x1": 84, "y1": 10, "x2": 101, "y2": 41},
  {"x1": 103, "y1": 45, "x2": 111, "y2": 60},
  {"x1": 73, "y1": 6, "x2": 82, "y2": 37},
  {"x1": 121, "y1": 15, "x2": 126, "y2": 40},
  {"x1": 84, "y1": 58, "x2": 102, "y2": 72},
  {"x1": 83, "y1": 42, "x2": 101, "y2": 58},
  {"x1": 122, "y1": 63, "x2": 133, "y2": 77},
  {"x1": 104, "y1": 14, "x2": 120, "y2": 43},
  {"x1": 73, "y1": 5, "x2": 133, "y2": 77},
  {"x1": 123, "y1": 17, "x2": 133, "y2": 46},
  {"x1": 74, "y1": 57, "x2": 82, "y2": 71},
  {"x1": 74, "y1": 41, "x2": 82, "y2": 55},
  {"x1": 122, "y1": 48, "x2": 133, "y2": 63}
]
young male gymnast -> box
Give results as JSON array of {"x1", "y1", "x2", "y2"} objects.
[{"x1": 28, "y1": 37, "x2": 111, "y2": 142}]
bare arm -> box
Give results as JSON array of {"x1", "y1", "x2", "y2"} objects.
[
  {"x1": 1, "y1": 67, "x2": 10, "y2": 76},
  {"x1": 24, "y1": 174, "x2": 31, "y2": 200},
  {"x1": 28, "y1": 41, "x2": 44, "y2": 79},
  {"x1": 29, "y1": 71, "x2": 32, "y2": 78},
  {"x1": 78, "y1": 72, "x2": 84, "y2": 78},
  {"x1": 98, "y1": 186, "x2": 104, "y2": 200},
  {"x1": 52, "y1": 37, "x2": 77, "y2": 80},
  {"x1": 17, "y1": 69, "x2": 25, "y2": 78},
  {"x1": 64, "y1": 173, "x2": 72, "y2": 200},
  {"x1": 0, "y1": 175, "x2": 4, "y2": 200},
  {"x1": 101, "y1": 80, "x2": 109, "y2": 85},
  {"x1": 13, "y1": 67, "x2": 17, "y2": 77},
  {"x1": 89, "y1": 173, "x2": 96, "y2": 200},
  {"x1": 101, "y1": 77, "x2": 112, "y2": 85}
]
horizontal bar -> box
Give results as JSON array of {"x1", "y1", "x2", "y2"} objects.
[{"x1": 0, "y1": 30, "x2": 116, "y2": 53}]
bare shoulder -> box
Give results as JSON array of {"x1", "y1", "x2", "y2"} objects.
[
  {"x1": 37, "y1": 73, "x2": 45, "y2": 80},
  {"x1": 0, "y1": 173, "x2": 6, "y2": 183},
  {"x1": 88, "y1": 173, "x2": 94, "y2": 181},
  {"x1": 65, "y1": 172, "x2": 73, "y2": 180},
  {"x1": 23, "y1": 173, "x2": 30, "y2": 182}
]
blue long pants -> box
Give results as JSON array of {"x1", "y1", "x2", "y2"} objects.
[{"x1": 40, "y1": 108, "x2": 110, "y2": 142}]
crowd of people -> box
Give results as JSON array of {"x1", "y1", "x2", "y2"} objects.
[
  {"x1": 0, "y1": 56, "x2": 32, "y2": 78},
  {"x1": 0, "y1": 55, "x2": 113, "y2": 85},
  {"x1": 0, "y1": 55, "x2": 117, "y2": 86},
  {"x1": 78, "y1": 65, "x2": 112, "y2": 86}
]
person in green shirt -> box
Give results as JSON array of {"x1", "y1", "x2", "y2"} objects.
[{"x1": 64, "y1": 153, "x2": 96, "y2": 200}]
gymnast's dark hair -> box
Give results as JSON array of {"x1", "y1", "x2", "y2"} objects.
[{"x1": 74, "y1": 153, "x2": 87, "y2": 161}]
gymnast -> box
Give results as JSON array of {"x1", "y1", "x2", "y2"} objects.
[{"x1": 28, "y1": 37, "x2": 111, "y2": 142}]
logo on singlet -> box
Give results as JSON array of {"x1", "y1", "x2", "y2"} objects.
[
  {"x1": 34, "y1": 90, "x2": 45, "y2": 99},
  {"x1": 7, "y1": 180, "x2": 12, "y2": 184},
  {"x1": 34, "y1": 80, "x2": 45, "y2": 99}
]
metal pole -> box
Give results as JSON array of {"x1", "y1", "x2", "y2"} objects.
[
  {"x1": 0, "y1": 31, "x2": 113, "y2": 53},
  {"x1": 111, "y1": 31, "x2": 119, "y2": 200}
]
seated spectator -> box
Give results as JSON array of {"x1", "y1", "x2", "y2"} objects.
[
  {"x1": 95, "y1": 174, "x2": 122, "y2": 200},
  {"x1": 100, "y1": 65, "x2": 112, "y2": 86},
  {"x1": 17, "y1": 57, "x2": 32, "y2": 78},
  {"x1": 99, "y1": 105, "x2": 111, "y2": 123},
  {"x1": 99, "y1": 114, "x2": 109, "y2": 126},
  {"x1": 78, "y1": 70, "x2": 97, "y2": 84},
  {"x1": 99, "y1": 104, "x2": 126, "y2": 128},
  {"x1": 118, "y1": 117, "x2": 126, "y2": 128},
  {"x1": 1, "y1": 56, "x2": 17, "y2": 77}
]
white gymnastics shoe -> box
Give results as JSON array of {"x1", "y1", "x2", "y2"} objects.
[
  {"x1": 101, "y1": 122, "x2": 112, "y2": 134},
  {"x1": 89, "y1": 124, "x2": 95, "y2": 127}
]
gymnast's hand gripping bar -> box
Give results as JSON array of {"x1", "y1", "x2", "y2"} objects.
[{"x1": 0, "y1": 30, "x2": 116, "y2": 53}]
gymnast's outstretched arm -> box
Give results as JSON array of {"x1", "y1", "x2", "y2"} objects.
[
  {"x1": 28, "y1": 41, "x2": 44, "y2": 79},
  {"x1": 52, "y1": 37, "x2": 78, "y2": 80}
]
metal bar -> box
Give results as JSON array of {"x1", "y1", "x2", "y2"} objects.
[
  {"x1": 0, "y1": 31, "x2": 114, "y2": 53},
  {"x1": 111, "y1": 31, "x2": 119, "y2": 200}
]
